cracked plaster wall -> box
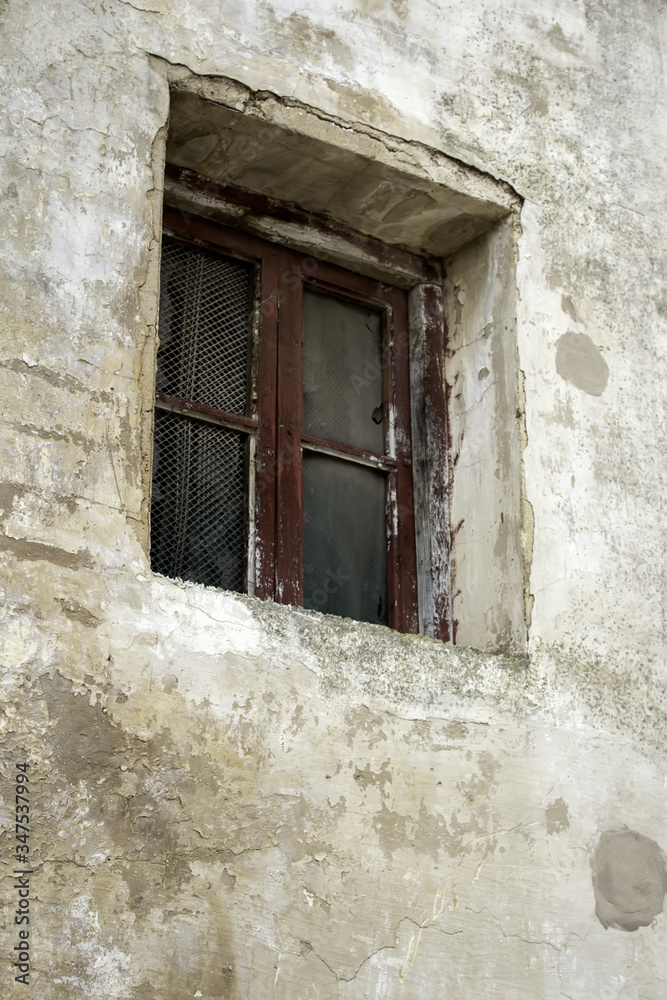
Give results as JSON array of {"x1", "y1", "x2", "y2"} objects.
[{"x1": 1, "y1": 0, "x2": 667, "y2": 997}]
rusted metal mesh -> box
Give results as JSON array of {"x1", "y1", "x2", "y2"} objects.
[
  {"x1": 156, "y1": 239, "x2": 252, "y2": 415},
  {"x1": 150, "y1": 409, "x2": 247, "y2": 592},
  {"x1": 151, "y1": 238, "x2": 252, "y2": 591}
]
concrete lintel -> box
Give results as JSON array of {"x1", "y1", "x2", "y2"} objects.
[{"x1": 167, "y1": 75, "x2": 519, "y2": 259}]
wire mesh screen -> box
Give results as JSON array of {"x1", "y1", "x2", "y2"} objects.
[
  {"x1": 302, "y1": 289, "x2": 384, "y2": 453},
  {"x1": 157, "y1": 240, "x2": 253, "y2": 415},
  {"x1": 303, "y1": 452, "x2": 388, "y2": 625},
  {"x1": 151, "y1": 409, "x2": 247, "y2": 592}
]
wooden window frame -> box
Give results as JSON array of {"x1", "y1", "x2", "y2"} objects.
[{"x1": 157, "y1": 202, "x2": 451, "y2": 639}]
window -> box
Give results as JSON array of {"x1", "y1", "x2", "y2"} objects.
[
  {"x1": 151, "y1": 83, "x2": 525, "y2": 650},
  {"x1": 151, "y1": 206, "x2": 422, "y2": 632}
]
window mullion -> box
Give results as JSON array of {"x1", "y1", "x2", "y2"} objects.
[
  {"x1": 253, "y1": 244, "x2": 281, "y2": 601},
  {"x1": 274, "y1": 248, "x2": 304, "y2": 606}
]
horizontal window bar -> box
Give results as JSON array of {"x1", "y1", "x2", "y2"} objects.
[
  {"x1": 156, "y1": 394, "x2": 257, "y2": 435},
  {"x1": 301, "y1": 434, "x2": 396, "y2": 471}
]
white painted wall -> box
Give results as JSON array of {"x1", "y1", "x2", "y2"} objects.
[{"x1": 1, "y1": 1, "x2": 666, "y2": 997}]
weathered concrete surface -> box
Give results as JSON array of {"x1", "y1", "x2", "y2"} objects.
[
  {"x1": 445, "y1": 215, "x2": 527, "y2": 651},
  {"x1": 3, "y1": 575, "x2": 667, "y2": 998},
  {"x1": 1, "y1": 0, "x2": 667, "y2": 997}
]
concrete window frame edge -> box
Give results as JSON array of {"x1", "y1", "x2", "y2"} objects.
[{"x1": 140, "y1": 60, "x2": 528, "y2": 655}]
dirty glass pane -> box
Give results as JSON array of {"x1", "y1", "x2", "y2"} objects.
[
  {"x1": 303, "y1": 452, "x2": 388, "y2": 625},
  {"x1": 302, "y1": 289, "x2": 385, "y2": 453},
  {"x1": 151, "y1": 409, "x2": 247, "y2": 592},
  {"x1": 157, "y1": 240, "x2": 253, "y2": 415}
]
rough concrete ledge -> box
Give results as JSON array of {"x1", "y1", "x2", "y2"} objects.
[{"x1": 130, "y1": 575, "x2": 667, "y2": 755}]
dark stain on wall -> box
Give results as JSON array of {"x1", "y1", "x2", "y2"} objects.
[
  {"x1": 545, "y1": 797, "x2": 569, "y2": 834},
  {"x1": 39, "y1": 671, "x2": 128, "y2": 772},
  {"x1": 592, "y1": 828, "x2": 667, "y2": 931},
  {"x1": 0, "y1": 535, "x2": 93, "y2": 569},
  {"x1": 57, "y1": 597, "x2": 101, "y2": 627},
  {"x1": 36, "y1": 671, "x2": 239, "y2": 998}
]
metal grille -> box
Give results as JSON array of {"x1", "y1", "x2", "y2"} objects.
[
  {"x1": 156, "y1": 240, "x2": 253, "y2": 415},
  {"x1": 151, "y1": 409, "x2": 247, "y2": 592}
]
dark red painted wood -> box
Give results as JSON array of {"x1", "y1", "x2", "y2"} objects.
[
  {"x1": 388, "y1": 290, "x2": 419, "y2": 635},
  {"x1": 161, "y1": 201, "x2": 432, "y2": 636},
  {"x1": 300, "y1": 432, "x2": 397, "y2": 468},
  {"x1": 253, "y1": 244, "x2": 280, "y2": 601},
  {"x1": 162, "y1": 204, "x2": 271, "y2": 264},
  {"x1": 421, "y1": 283, "x2": 451, "y2": 642},
  {"x1": 156, "y1": 393, "x2": 258, "y2": 431},
  {"x1": 274, "y1": 248, "x2": 304, "y2": 606},
  {"x1": 379, "y1": 300, "x2": 400, "y2": 633}
]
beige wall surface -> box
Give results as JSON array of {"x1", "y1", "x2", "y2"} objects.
[{"x1": 1, "y1": 0, "x2": 667, "y2": 997}]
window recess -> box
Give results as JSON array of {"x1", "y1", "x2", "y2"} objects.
[{"x1": 149, "y1": 80, "x2": 525, "y2": 652}]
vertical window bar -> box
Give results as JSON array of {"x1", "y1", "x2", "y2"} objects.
[
  {"x1": 275, "y1": 248, "x2": 304, "y2": 606},
  {"x1": 245, "y1": 433, "x2": 257, "y2": 596}
]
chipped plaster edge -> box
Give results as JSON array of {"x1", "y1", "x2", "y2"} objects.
[
  {"x1": 134, "y1": 57, "x2": 171, "y2": 549},
  {"x1": 511, "y1": 209, "x2": 535, "y2": 638},
  {"x1": 518, "y1": 367, "x2": 535, "y2": 635}
]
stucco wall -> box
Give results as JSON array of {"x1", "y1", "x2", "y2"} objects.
[{"x1": 1, "y1": 1, "x2": 667, "y2": 997}]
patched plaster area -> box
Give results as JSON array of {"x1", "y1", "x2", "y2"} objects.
[
  {"x1": 593, "y1": 829, "x2": 667, "y2": 932},
  {"x1": 555, "y1": 331, "x2": 609, "y2": 397}
]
